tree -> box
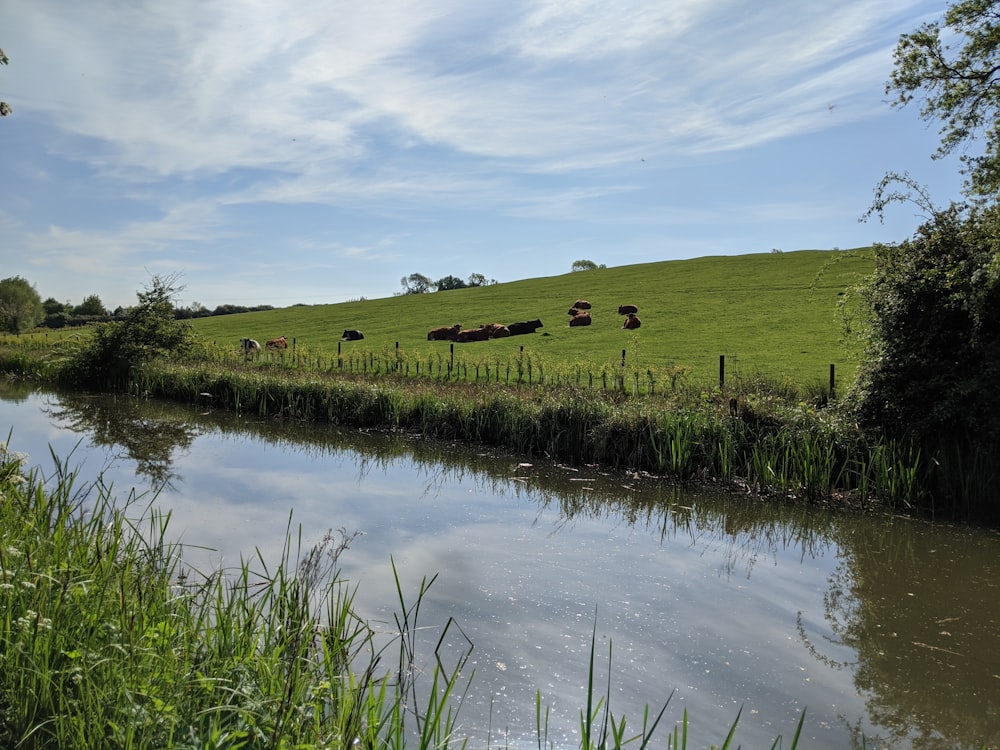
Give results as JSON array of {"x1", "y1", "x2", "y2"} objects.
[
  {"x1": 69, "y1": 274, "x2": 195, "y2": 387},
  {"x1": 74, "y1": 294, "x2": 108, "y2": 317},
  {"x1": 467, "y1": 273, "x2": 497, "y2": 287},
  {"x1": 852, "y1": 0, "x2": 1000, "y2": 516},
  {"x1": 174, "y1": 301, "x2": 209, "y2": 319},
  {"x1": 399, "y1": 273, "x2": 433, "y2": 295},
  {"x1": 571, "y1": 260, "x2": 605, "y2": 272},
  {"x1": 0, "y1": 276, "x2": 44, "y2": 333},
  {"x1": 851, "y1": 180, "x2": 1000, "y2": 516},
  {"x1": 887, "y1": 0, "x2": 1000, "y2": 196},
  {"x1": 435, "y1": 275, "x2": 467, "y2": 291},
  {"x1": 853, "y1": 198, "x2": 1000, "y2": 441},
  {"x1": 42, "y1": 297, "x2": 67, "y2": 316},
  {"x1": 1, "y1": 47, "x2": 10, "y2": 117}
]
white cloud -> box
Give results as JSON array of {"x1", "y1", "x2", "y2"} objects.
[
  {"x1": 9, "y1": 0, "x2": 923, "y2": 176},
  {"x1": 0, "y1": 0, "x2": 960, "y2": 308}
]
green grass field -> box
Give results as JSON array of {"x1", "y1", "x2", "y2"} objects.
[{"x1": 187, "y1": 249, "x2": 873, "y2": 388}]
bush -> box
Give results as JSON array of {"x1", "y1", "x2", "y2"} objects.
[
  {"x1": 848, "y1": 200, "x2": 1000, "y2": 515},
  {"x1": 66, "y1": 275, "x2": 195, "y2": 388}
]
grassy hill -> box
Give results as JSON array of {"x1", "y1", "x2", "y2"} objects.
[{"x1": 189, "y1": 249, "x2": 874, "y2": 388}]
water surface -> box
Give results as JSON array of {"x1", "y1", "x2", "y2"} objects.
[{"x1": 2, "y1": 385, "x2": 997, "y2": 749}]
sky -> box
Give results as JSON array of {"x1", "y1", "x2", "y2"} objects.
[{"x1": 0, "y1": 1, "x2": 968, "y2": 311}]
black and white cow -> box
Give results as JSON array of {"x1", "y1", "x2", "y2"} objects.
[
  {"x1": 341, "y1": 329, "x2": 364, "y2": 341},
  {"x1": 240, "y1": 337, "x2": 261, "y2": 353}
]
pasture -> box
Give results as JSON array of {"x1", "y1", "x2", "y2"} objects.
[{"x1": 189, "y1": 249, "x2": 873, "y2": 388}]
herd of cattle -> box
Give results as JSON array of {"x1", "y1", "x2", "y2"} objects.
[
  {"x1": 239, "y1": 300, "x2": 641, "y2": 354},
  {"x1": 566, "y1": 300, "x2": 641, "y2": 330},
  {"x1": 426, "y1": 319, "x2": 544, "y2": 342}
]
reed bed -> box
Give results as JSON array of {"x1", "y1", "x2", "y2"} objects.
[{"x1": 114, "y1": 355, "x2": 930, "y2": 511}]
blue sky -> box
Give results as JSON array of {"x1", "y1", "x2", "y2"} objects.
[{"x1": 0, "y1": 1, "x2": 966, "y2": 310}]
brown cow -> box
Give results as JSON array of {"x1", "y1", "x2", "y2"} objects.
[
  {"x1": 428, "y1": 324, "x2": 462, "y2": 341},
  {"x1": 618, "y1": 304, "x2": 638, "y2": 315},
  {"x1": 568, "y1": 308, "x2": 583, "y2": 316},
  {"x1": 266, "y1": 336, "x2": 288, "y2": 349},
  {"x1": 456, "y1": 327, "x2": 492, "y2": 342},
  {"x1": 480, "y1": 323, "x2": 510, "y2": 337},
  {"x1": 569, "y1": 312, "x2": 592, "y2": 327},
  {"x1": 573, "y1": 299, "x2": 592, "y2": 309},
  {"x1": 623, "y1": 313, "x2": 641, "y2": 330}
]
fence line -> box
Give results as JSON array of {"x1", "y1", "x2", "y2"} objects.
[
  {"x1": 0, "y1": 334, "x2": 839, "y2": 398},
  {"x1": 205, "y1": 340, "x2": 839, "y2": 398}
]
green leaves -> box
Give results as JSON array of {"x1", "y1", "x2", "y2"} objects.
[
  {"x1": 0, "y1": 277, "x2": 44, "y2": 334},
  {"x1": 851, "y1": 198, "x2": 1000, "y2": 514},
  {"x1": 66, "y1": 274, "x2": 195, "y2": 388},
  {"x1": 887, "y1": 0, "x2": 1000, "y2": 195}
]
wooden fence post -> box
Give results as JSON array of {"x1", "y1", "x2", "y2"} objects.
[
  {"x1": 719, "y1": 355, "x2": 725, "y2": 390},
  {"x1": 829, "y1": 363, "x2": 836, "y2": 398}
]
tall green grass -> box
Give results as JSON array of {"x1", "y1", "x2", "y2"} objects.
[{"x1": 0, "y1": 439, "x2": 463, "y2": 748}]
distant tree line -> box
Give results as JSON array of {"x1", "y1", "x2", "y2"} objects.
[
  {"x1": 0, "y1": 278, "x2": 279, "y2": 333},
  {"x1": 400, "y1": 262, "x2": 603, "y2": 294},
  {"x1": 398, "y1": 272, "x2": 498, "y2": 295},
  {"x1": 172, "y1": 302, "x2": 276, "y2": 320}
]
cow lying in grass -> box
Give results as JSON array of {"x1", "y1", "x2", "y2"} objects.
[
  {"x1": 507, "y1": 319, "x2": 543, "y2": 336},
  {"x1": 484, "y1": 323, "x2": 510, "y2": 338},
  {"x1": 456, "y1": 327, "x2": 492, "y2": 343},
  {"x1": 428, "y1": 324, "x2": 462, "y2": 341},
  {"x1": 455, "y1": 324, "x2": 510, "y2": 342}
]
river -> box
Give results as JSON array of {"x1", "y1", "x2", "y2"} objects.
[{"x1": 1, "y1": 383, "x2": 997, "y2": 749}]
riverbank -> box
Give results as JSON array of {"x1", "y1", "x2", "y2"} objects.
[{"x1": 0, "y1": 338, "x2": 931, "y2": 513}]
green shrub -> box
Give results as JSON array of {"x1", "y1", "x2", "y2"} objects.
[
  {"x1": 65, "y1": 275, "x2": 195, "y2": 389},
  {"x1": 849, "y1": 200, "x2": 1000, "y2": 518}
]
